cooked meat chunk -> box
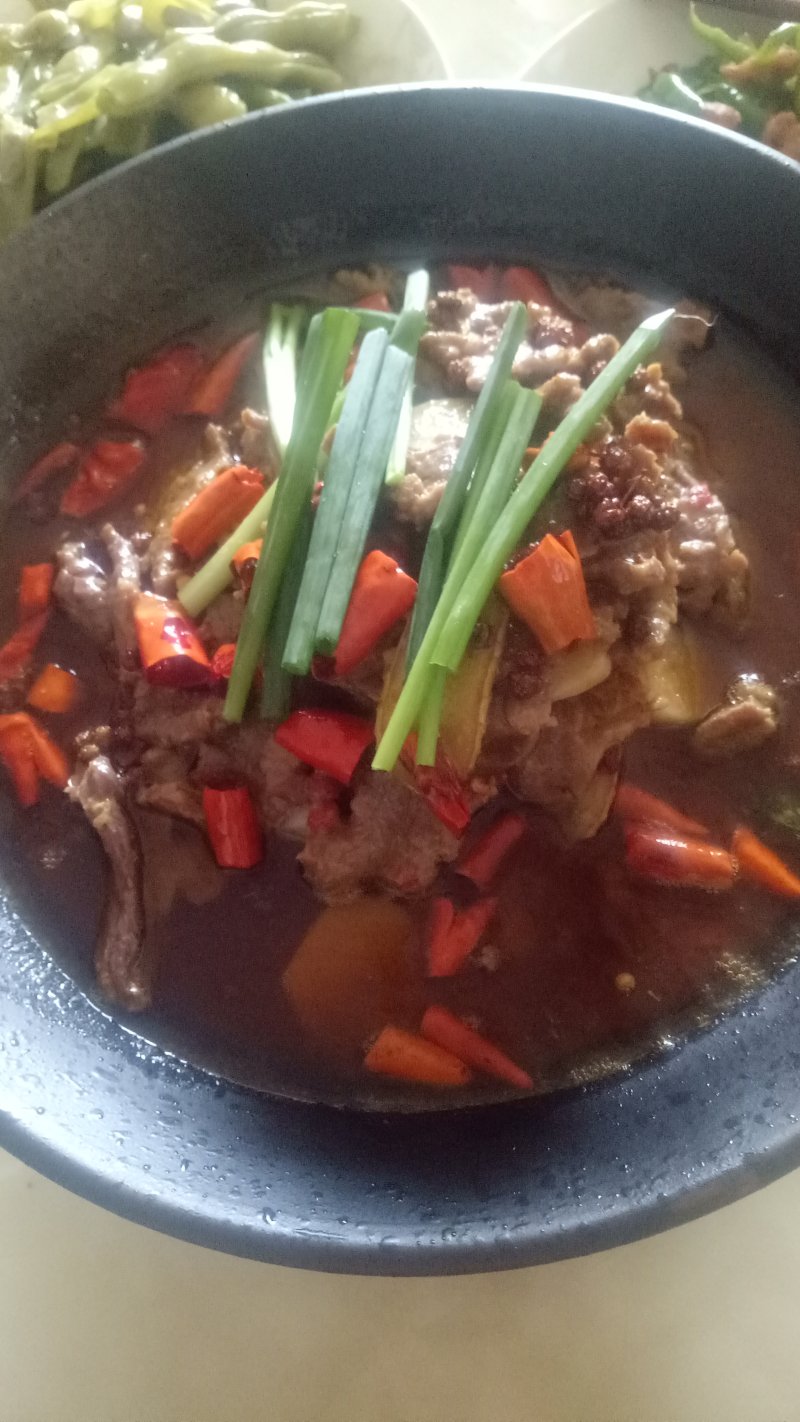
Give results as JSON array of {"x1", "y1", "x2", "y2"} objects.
[
  {"x1": 69, "y1": 753, "x2": 149, "y2": 1010},
  {"x1": 693, "y1": 676, "x2": 779, "y2": 758},
  {"x1": 197, "y1": 589, "x2": 245, "y2": 648},
  {"x1": 508, "y1": 651, "x2": 650, "y2": 839},
  {"x1": 420, "y1": 290, "x2": 585, "y2": 395},
  {"x1": 133, "y1": 746, "x2": 204, "y2": 825},
  {"x1": 219, "y1": 726, "x2": 322, "y2": 838},
  {"x1": 544, "y1": 272, "x2": 713, "y2": 378},
  {"x1": 391, "y1": 397, "x2": 472, "y2": 527},
  {"x1": 237, "y1": 407, "x2": 274, "y2": 471},
  {"x1": 146, "y1": 424, "x2": 232, "y2": 596},
  {"x1": 132, "y1": 682, "x2": 225, "y2": 747},
  {"x1": 668, "y1": 473, "x2": 749, "y2": 626},
  {"x1": 100, "y1": 523, "x2": 141, "y2": 664},
  {"x1": 55, "y1": 541, "x2": 113, "y2": 647},
  {"x1": 301, "y1": 773, "x2": 459, "y2": 901}
]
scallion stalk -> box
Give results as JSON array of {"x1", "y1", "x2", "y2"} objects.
[
  {"x1": 260, "y1": 501, "x2": 312, "y2": 722},
  {"x1": 373, "y1": 381, "x2": 540, "y2": 773},
  {"x1": 385, "y1": 267, "x2": 430, "y2": 487},
  {"x1": 405, "y1": 302, "x2": 527, "y2": 668},
  {"x1": 432, "y1": 308, "x2": 676, "y2": 675},
  {"x1": 313, "y1": 312, "x2": 426, "y2": 655},
  {"x1": 281, "y1": 327, "x2": 389, "y2": 675},
  {"x1": 264, "y1": 303, "x2": 304, "y2": 457},
  {"x1": 223, "y1": 306, "x2": 359, "y2": 723}
]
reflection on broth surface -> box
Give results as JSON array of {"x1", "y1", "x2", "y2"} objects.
[{"x1": 2, "y1": 263, "x2": 800, "y2": 1108}]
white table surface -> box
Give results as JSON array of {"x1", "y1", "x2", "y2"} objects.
[{"x1": 4, "y1": 4, "x2": 800, "y2": 1420}]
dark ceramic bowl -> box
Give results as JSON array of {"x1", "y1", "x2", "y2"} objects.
[{"x1": 2, "y1": 84, "x2": 800, "y2": 1275}]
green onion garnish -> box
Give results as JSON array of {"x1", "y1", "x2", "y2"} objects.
[
  {"x1": 264, "y1": 303, "x2": 304, "y2": 457},
  {"x1": 432, "y1": 307, "x2": 675, "y2": 675},
  {"x1": 282, "y1": 327, "x2": 389, "y2": 676},
  {"x1": 313, "y1": 310, "x2": 426, "y2": 655},
  {"x1": 374, "y1": 306, "x2": 674, "y2": 773},
  {"x1": 223, "y1": 306, "x2": 359, "y2": 723},
  {"x1": 385, "y1": 267, "x2": 430, "y2": 487},
  {"x1": 405, "y1": 302, "x2": 528, "y2": 668}
]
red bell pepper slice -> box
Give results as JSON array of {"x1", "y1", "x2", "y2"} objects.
[
  {"x1": 427, "y1": 896, "x2": 497, "y2": 977},
  {"x1": 457, "y1": 811, "x2": 527, "y2": 890},
  {"x1": 202, "y1": 785, "x2": 263, "y2": 868},
  {"x1": 614, "y1": 783, "x2": 709, "y2": 839},
  {"x1": 11, "y1": 441, "x2": 80, "y2": 505},
  {"x1": 364, "y1": 1025, "x2": 472, "y2": 1086},
  {"x1": 18, "y1": 563, "x2": 54, "y2": 621},
  {"x1": 499, "y1": 531, "x2": 595, "y2": 655},
  {"x1": 184, "y1": 332, "x2": 259, "y2": 418},
  {"x1": 624, "y1": 828, "x2": 736, "y2": 892},
  {"x1": 421, "y1": 1006, "x2": 533, "y2": 1090},
  {"x1": 59, "y1": 439, "x2": 146, "y2": 517},
  {"x1": 133, "y1": 593, "x2": 215, "y2": 689},
  {"x1": 274, "y1": 709, "x2": 374, "y2": 785},
  {"x1": 107, "y1": 344, "x2": 205, "y2": 434},
  {"x1": 333, "y1": 550, "x2": 418, "y2": 676},
  {"x1": 0, "y1": 610, "x2": 49, "y2": 682}
]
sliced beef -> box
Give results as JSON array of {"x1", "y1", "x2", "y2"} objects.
[
  {"x1": 146, "y1": 424, "x2": 232, "y2": 596},
  {"x1": 300, "y1": 772, "x2": 459, "y2": 902},
  {"x1": 420, "y1": 290, "x2": 590, "y2": 396},
  {"x1": 693, "y1": 676, "x2": 779, "y2": 758},
  {"x1": 667, "y1": 467, "x2": 749, "y2": 627},
  {"x1": 55, "y1": 541, "x2": 114, "y2": 648},
  {"x1": 69, "y1": 753, "x2": 149, "y2": 1011},
  {"x1": 99, "y1": 523, "x2": 141, "y2": 664},
  {"x1": 391, "y1": 397, "x2": 472, "y2": 528}
]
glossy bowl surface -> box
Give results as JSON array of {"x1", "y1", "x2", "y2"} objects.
[{"x1": 2, "y1": 85, "x2": 800, "y2": 1274}]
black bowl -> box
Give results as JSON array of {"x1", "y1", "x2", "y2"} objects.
[{"x1": 3, "y1": 84, "x2": 800, "y2": 1275}]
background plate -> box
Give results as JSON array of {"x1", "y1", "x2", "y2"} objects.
[{"x1": 521, "y1": 0, "x2": 768, "y2": 93}]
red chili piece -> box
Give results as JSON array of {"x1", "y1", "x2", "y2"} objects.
[
  {"x1": 624, "y1": 828, "x2": 736, "y2": 892},
  {"x1": 184, "y1": 332, "x2": 259, "y2": 418},
  {"x1": 420, "y1": 1006, "x2": 533, "y2": 1090},
  {"x1": 427, "y1": 896, "x2": 497, "y2": 977},
  {"x1": 59, "y1": 439, "x2": 146, "y2": 517},
  {"x1": 18, "y1": 563, "x2": 54, "y2": 621},
  {"x1": 133, "y1": 592, "x2": 215, "y2": 689},
  {"x1": 333, "y1": 550, "x2": 417, "y2": 676},
  {"x1": 202, "y1": 785, "x2": 263, "y2": 868},
  {"x1": 107, "y1": 344, "x2": 205, "y2": 434},
  {"x1": 274, "y1": 709, "x2": 374, "y2": 785},
  {"x1": 456, "y1": 811, "x2": 527, "y2": 890},
  {"x1": 11, "y1": 442, "x2": 80, "y2": 505}
]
